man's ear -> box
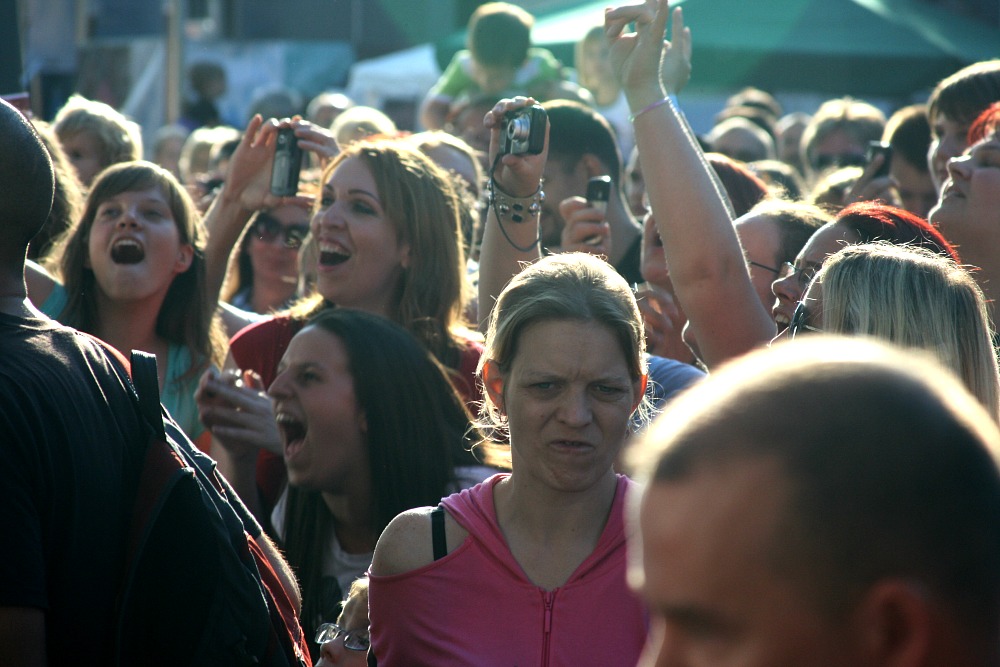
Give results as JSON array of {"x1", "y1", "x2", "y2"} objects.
[
  {"x1": 852, "y1": 579, "x2": 932, "y2": 667},
  {"x1": 482, "y1": 360, "x2": 505, "y2": 414}
]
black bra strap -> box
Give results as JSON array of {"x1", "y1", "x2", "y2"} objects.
[{"x1": 431, "y1": 505, "x2": 447, "y2": 561}]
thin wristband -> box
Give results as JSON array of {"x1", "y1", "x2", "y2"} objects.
[{"x1": 628, "y1": 95, "x2": 678, "y2": 123}]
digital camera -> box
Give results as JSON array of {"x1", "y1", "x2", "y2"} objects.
[{"x1": 499, "y1": 105, "x2": 547, "y2": 156}]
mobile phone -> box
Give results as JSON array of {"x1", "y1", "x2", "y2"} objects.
[
  {"x1": 866, "y1": 141, "x2": 893, "y2": 179},
  {"x1": 270, "y1": 128, "x2": 303, "y2": 197},
  {"x1": 583, "y1": 175, "x2": 612, "y2": 246},
  {"x1": 586, "y1": 175, "x2": 612, "y2": 214}
]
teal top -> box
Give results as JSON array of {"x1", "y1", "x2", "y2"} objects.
[{"x1": 42, "y1": 284, "x2": 207, "y2": 440}]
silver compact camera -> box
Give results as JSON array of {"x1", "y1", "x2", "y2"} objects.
[{"x1": 499, "y1": 105, "x2": 547, "y2": 156}]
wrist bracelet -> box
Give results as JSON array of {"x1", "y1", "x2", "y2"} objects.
[
  {"x1": 488, "y1": 182, "x2": 545, "y2": 224},
  {"x1": 628, "y1": 95, "x2": 677, "y2": 123}
]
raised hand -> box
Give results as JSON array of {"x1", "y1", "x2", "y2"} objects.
[
  {"x1": 660, "y1": 6, "x2": 692, "y2": 95},
  {"x1": 559, "y1": 197, "x2": 612, "y2": 257},
  {"x1": 483, "y1": 96, "x2": 549, "y2": 197},
  {"x1": 196, "y1": 367, "x2": 282, "y2": 458},
  {"x1": 606, "y1": 0, "x2": 670, "y2": 108}
]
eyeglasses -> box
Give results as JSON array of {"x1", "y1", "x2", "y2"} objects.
[
  {"x1": 315, "y1": 622, "x2": 370, "y2": 651},
  {"x1": 789, "y1": 301, "x2": 822, "y2": 338},
  {"x1": 748, "y1": 260, "x2": 780, "y2": 275},
  {"x1": 777, "y1": 261, "x2": 818, "y2": 290},
  {"x1": 251, "y1": 213, "x2": 309, "y2": 249}
]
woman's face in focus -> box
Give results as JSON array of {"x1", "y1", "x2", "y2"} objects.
[
  {"x1": 311, "y1": 156, "x2": 410, "y2": 317},
  {"x1": 485, "y1": 319, "x2": 643, "y2": 495},
  {"x1": 268, "y1": 326, "x2": 369, "y2": 496},
  {"x1": 929, "y1": 132, "x2": 1000, "y2": 262},
  {"x1": 770, "y1": 222, "x2": 859, "y2": 333},
  {"x1": 87, "y1": 185, "x2": 193, "y2": 305},
  {"x1": 928, "y1": 112, "x2": 971, "y2": 193}
]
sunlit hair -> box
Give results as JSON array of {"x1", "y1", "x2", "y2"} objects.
[
  {"x1": 744, "y1": 199, "x2": 830, "y2": 265},
  {"x1": 800, "y1": 97, "x2": 885, "y2": 175},
  {"x1": 289, "y1": 138, "x2": 472, "y2": 368},
  {"x1": 479, "y1": 253, "x2": 648, "y2": 434},
  {"x1": 968, "y1": 101, "x2": 1000, "y2": 145},
  {"x1": 819, "y1": 243, "x2": 999, "y2": 421},
  {"x1": 281, "y1": 308, "x2": 478, "y2": 638},
  {"x1": 330, "y1": 106, "x2": 397, "y2": 150},
  {"x1": 51, "y1": 160, "x2": 225, "y2": 379},
  {"x1": 52, "y1": 94, "x2": 142, "y2": 171},
  {"x1": 407, "y1": 130, "x2": 484, "y2": 254},
  {"x1": 836, "y1": 201, "x2": 959, "y2": 262},
  {"x1": 928, "y1": 60, "x2": 1000, "y2": 131},
  {"x1": 338, "y1": 575, "x2": 369, "y2": 625},
  {"x1": 178, "y1": 125, "x2": 240, "y2": 183}
]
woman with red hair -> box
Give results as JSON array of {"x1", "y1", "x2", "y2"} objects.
[{"x1": 770, "y1": 201, "x2": 957, "y2": 335}]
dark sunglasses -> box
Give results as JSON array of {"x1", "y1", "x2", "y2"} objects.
[
  {"x1": 251, "y1": 214, "x2": 309, "y2": 249},
  {"x1": 789, "y1": 301, "x2": 822, "y2": 338}
]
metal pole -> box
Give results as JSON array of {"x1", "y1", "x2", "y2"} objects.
[{"x1": 164, "y1": 0, "x2": 182, "y2": 125}]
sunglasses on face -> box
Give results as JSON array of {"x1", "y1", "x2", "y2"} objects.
[
  {"x1": 251, "y1": 213, "x2": 309, "y2": 249},
  {"x1": 789, "y1": 301, "x2": 822, "y2": 338}
]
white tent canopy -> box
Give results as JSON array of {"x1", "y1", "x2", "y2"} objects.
[{"x1": 346, "y1": 43, "x2": 441, "y2": 110}]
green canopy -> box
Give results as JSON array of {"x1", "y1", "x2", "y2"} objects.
[{"x1": 436, "y1": 0, "x2": 999, "y2": 98}]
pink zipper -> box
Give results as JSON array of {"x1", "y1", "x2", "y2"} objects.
[{"x1": 541, "y1": 590, "x2": 556, "y2": 667}]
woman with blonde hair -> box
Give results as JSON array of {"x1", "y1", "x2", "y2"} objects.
[
  {"x1": 789, "y1": 242, "x2": 999, "y2": 421},
  {"x1": 197, "y1": 117, "x2": 482, "y2": 520}
]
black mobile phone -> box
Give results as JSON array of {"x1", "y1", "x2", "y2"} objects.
[
  {"x1": 270, "y1": 128, "x2": 303, "y2": 197},
  {"x1": 866, "y1": 141, "x2": 893, "y2": 179},
  {"x1": 586, "y1": 175, "x2": 612, "y2": 213},
  {"x1": 583, "y1": 175, "x2": 612, "y2": 246}
]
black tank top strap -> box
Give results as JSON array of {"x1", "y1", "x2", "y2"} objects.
[{"x1": 431, "y1": 504, "x2": 448, "y2": 561}]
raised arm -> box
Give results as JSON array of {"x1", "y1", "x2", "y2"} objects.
[
  {"x1": 202, "y1": 116, "x2": 315, "y2": 311},
  {"x1": 476, "y1": 97, "x2": 550, "y2": 330},
  {"x1": 607, "y1": 0, "x2": 774, "y2": 367}
]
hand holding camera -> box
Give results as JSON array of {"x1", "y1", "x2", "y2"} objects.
[{"x1": 484, "y1": 97, "x2": 549, "y2": 198}]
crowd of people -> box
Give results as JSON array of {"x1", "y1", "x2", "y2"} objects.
[{"x1": 5, "y1": 0, "x2": 1000, "y2": 664}]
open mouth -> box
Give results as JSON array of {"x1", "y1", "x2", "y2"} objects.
[
  {"x1": 318, "y1": 241, "x2": 351, "y2": 267},
  {"x1": 551, "y1": 439, "x2": 592, "y2": 452},
  {"x1": 318, "y1": 249, "x2": 350, "y2": 266},
  {"x1": 111, "y1": 239, "x2": 145, "y2": 264},
  {"x1": 275, "y1": 413, "x2": 307, "y2": 459}
]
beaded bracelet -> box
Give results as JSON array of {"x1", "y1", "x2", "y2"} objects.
[
  {"x1": 628, "y1": 95, "x2": 678, "y2": 123},
  {"x1": 488, "y1": 183, "x2": 545, "y2": 224}
]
